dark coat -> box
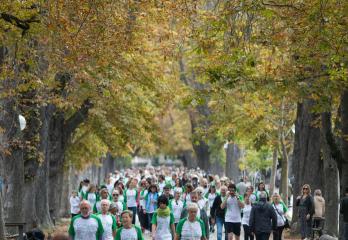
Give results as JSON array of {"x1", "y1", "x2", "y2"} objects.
[
  {"x1": 340, "y1": 196, "x2": 348, "y2": 223},
  {"x1": 249, "y1": 201, "x2": 277, "y2": 234},
  {"x1": 211, "y1": 195, "x2": 225, "y2": 219}
]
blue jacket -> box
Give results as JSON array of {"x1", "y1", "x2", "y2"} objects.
[{"x1": 145, "y1": 192, "x2": 158, "y2": 212}]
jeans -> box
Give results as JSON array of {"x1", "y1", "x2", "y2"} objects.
[
  {"x1": 128, "y1": 207, "x2": 137, "y2": 224},
  {"x1": 216, "y1": 217, "x2": 225, "y2": 240},
  {"x1": 255, "y1": 232, "x2": 270, "y2": 240},
  {"x1": 147, "y1": 212, "x2": 154, "y2": 231},
  {"x1": 243, "y1": 225, "x2": 254, "y2": 240}
]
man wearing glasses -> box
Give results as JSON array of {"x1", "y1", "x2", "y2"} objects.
[{"x1": 221, "y1": 183, "x2": 244, "y2": 240}]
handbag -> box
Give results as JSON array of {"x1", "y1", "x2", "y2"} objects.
[{"x1": 273, "y1": 203, "x2": 290, "y2": 229}]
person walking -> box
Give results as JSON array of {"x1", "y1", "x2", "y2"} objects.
[
  {"x1": 97, "y1": 199, "x2": 117, "y2": 240},
  {"x1": 151, "y1": 195, "x2": 176, "y2": 240},
  {"x1": 340, "y1": 187, "x2": 348, "y2": 240},
  {"x1": 313, "y1": 189, "x2": 325, "y2": 231},
  {"x1": 249, "y1": 191, "x2": 277, "y2": 240},
  {"x1": 68, "y1": 200, "x2": 104, "y2": 240},
  {"x1": 296, "y1": 184, "x2": 314, "y2": 240},
  {"x1": 211, "y1": 186, "x2": 227, "y2": 240},
  {"x1": 236, "y1": 178, "x2": 247, "y2": 196},
  {"x1": 115, "y1": 210, "x2": 144, "y2": 240},
  {"x1": 169, "y1": 189, "x2": 184, "y2": 228},
  {"x1": 221, "y1": 183, "x2": 244, "y2": 240},
  {"x1": 146, "y1": 184, "x2": 159, "y2": 231},
  {"x1": 180, "y1": 190, "x2": 209, "y2": 239},
  {"x1": 70, "y1": 190, "x2": 81, "y2": 218},
  {"x1": 242, "y1": 194, "x2": 253, "y2": 240},
  {"x1": 124, "y1": 178, "x2": 138, "y2": 224},
  {"x1": 271, "y1": 193, "x2": 288, "y2": 240},
  {"x1": 175, "y1": 203, "x2": 207, "y2": 240}
]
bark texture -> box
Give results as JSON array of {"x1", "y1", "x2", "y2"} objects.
[
  {"x1": 225, "y1": 143, "x2": 241, "y2": 182},
  {"x1": 292, "y1": 100, "x2": 323, "y2": 226}
]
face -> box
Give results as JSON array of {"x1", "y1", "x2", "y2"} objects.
[
  {"x1": 188, "y1": 208, "x2": 198, "y2": 220},
  {"x1": 190, "y1": 194, "x2": 198, "y2": 202},
  {"x1": 259, "y1": 183, "x2": 265, "y2": 190},
  {"x1": 159, "y1": 202, "x2": 167, "y2": 209},
  {"x1": 101, "y1": 202, "x2": 109, "y2": 213},
  {"x1": 121, "y1": 213, "x2": 132, "y2": 227},
  {"x1": 273, "y1": 195, "x2": 280, "y2": 203},
  {"x1": 113, "y1": 193, "x2": 119, "y2": 201},
  {"x1": 228, "y1": 187, "x2": 236, "y2": 196},
  {"x1": 72, "y1": 191, "x2": 77, "y2": 197},
  {"x1": 244, "y1": 195, "x2": 250, "y2": 204},
  {"x1": 101, "y1": 190, "x2": 108, "y2": 199},
  {"x1": 164, "y1": 188, "x2": 170, "y2": 195},
  {"x1": 175, "y1": 192, "x2": 181, "y2": 199},
  {"x1": 220, "y1": 188, "x2": 227, "y2": 196},
  {"x1": 151, "y1": 186, "x2": 156, "y2": 193},
  {"x1": 176, "y1": 179, "x2": 180, "y2": 185},
  {"x1": 80, "y1": 203, "x2": 91, "y2": 217},
  {"x1": 303, "y1": 186, "x2": 309, "y2": 194}
]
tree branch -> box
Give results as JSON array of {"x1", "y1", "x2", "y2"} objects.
[
  {"x1": 0, "y1": 13, "x2": 39, "y2": 35},
  {"x1": 261, "y1": 1, "x2": 300, "y2": 10},
  {"x1": 64, "y1": 99, "x2": 93, "y2": 142}
]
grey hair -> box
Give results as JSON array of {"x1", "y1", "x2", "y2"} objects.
[{"x1": 186, "y1": 202, "x2": 199, "y2": 211}]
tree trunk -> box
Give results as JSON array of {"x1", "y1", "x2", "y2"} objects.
[
  {"x1": 340, "y1": 90, "x2": 348, "y2": 197},
  {"x1": 0, "y1": 193, "x2": 5, "y2": 239},
  {"x1": 225, "y1": 143, "x2": 241, "y2": 182},
  {"x1": 1, "y1": 99, "x2": 25, "y2": 226},
  {"x1": 269, "y1": 148, "x2": 278, "y2": 196},
  {"x1": 321, "y1": 112, "x2": 339, "y2": 236},
  {"x1": 292, "y1": 100, "x2": 323, "y2": 228},
  {"x1": 280, "y1": 133, "x2": 289, "y2": 206}
]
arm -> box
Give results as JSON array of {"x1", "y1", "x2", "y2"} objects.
[
  {"x1": 237, "y1": 195, "x2": 245, "y2": 208},
  {"x1": 249, "y1": 207, "x2": 255, "y2": 232},
  {"x1": 270, "y1": 206, "x2": 277, "y2": 231},
  {"x1": 220, "y1": 194, "x2": 228, "y2": 209},
  {"x1": 170, "y1": 224, "x2": 176, "y2": 239}
]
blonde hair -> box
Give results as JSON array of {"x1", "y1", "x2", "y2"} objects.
[{"x1": 302, "y1": 184, "x2": 311, "y2": 194}]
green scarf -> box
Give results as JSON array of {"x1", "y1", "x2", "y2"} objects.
[{"x1": 157, "y1": 206, "x2": 170, "y2": 217}]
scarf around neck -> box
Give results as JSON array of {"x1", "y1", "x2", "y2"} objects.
[{"x1": 157, "y1": 206, "x2": 170, "y2": 217}]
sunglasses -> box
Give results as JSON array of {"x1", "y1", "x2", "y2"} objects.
[
  {"x1": 113, "y1": 194, "x2": 119, "y2": 196},
  {"x1": 303, "y1": 188, "x2": 309, "y2": 190}
]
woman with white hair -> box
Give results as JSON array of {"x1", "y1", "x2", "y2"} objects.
[
  {"x1": 175, "y1": 203, "x2": 207, "y2": 240},
  {"x1": 97, "y1": 199, "x2": 117, "y2": 240}
]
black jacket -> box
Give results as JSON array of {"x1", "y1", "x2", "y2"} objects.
[
  {"x1": 249, "y1": 201, "x2": 277, "y2": 233},
  {"x1": 211, "y1": 195, "x2": 225, "y2": 219},
  {"x1": 296, "y1": 195, "x2": 315, "y2": 217},
  {"x1": 340, "y1": 196, "x2": 348, "y2": 223}
]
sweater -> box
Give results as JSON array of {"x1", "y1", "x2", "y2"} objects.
[{"x1": 313, "y1": 196, "x2": 325, "y2": 218}]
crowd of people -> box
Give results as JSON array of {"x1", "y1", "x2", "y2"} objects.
[{"x1": 65, "y1": 166, "x2": 348, "y2": 240}]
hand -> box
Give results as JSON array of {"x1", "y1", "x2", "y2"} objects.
[
  {"x1": 226, "y1": 191, "x2": 230, "y2": 196},
  {"x1": 211, "y1": 218, "x2": 215, "y2": 225},
  {"x1": 143, "y1": 209, "x2": 146, "y2": 214},
  {"x1": 306, "y1": 214, "x2": 310, "y2": 220},
  {"x1": 297, "y1": 196, "x2": 301, "y2": 200}
]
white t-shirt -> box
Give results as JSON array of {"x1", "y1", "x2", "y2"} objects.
[
  {"x1": 153, "y1": 215, "x2": 173, "y2": 240},
  {"x1": 242, "y1": 204, "x2": 252, "y2": 225},
  {"x1": 70, "y1": 196, "x2": 80, "y2": 214},
  {"x1": 273, "y1": 203, "x2": 285, "y2": 226},
  {"x1": 87, "y1": 193, "x2": 97, "y2": 207},
  {"x1": 126, "y1": 189, "x2": 137, "y2": 207},
  {"x1": 98, "y1": 214, "x2": 116, "y2": 240},
  {"x1": 225, "y1": 196, "x2": 242, "y2": 223},
  {"x1": 120, "y1": 227, "x2": 138, "y2": 240},
  {"x1": 69, "y1": 216, "x2": 102, "y2": 240},
  {"x1": 179, "y1": 220, "x2": 202, "y2": 240},
  {"x1": 197, "y1": 198, "x2": 207, "y2": 211},
  {"x1": 171, "y1": 200, "x2": 184, "y2": 223}
]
